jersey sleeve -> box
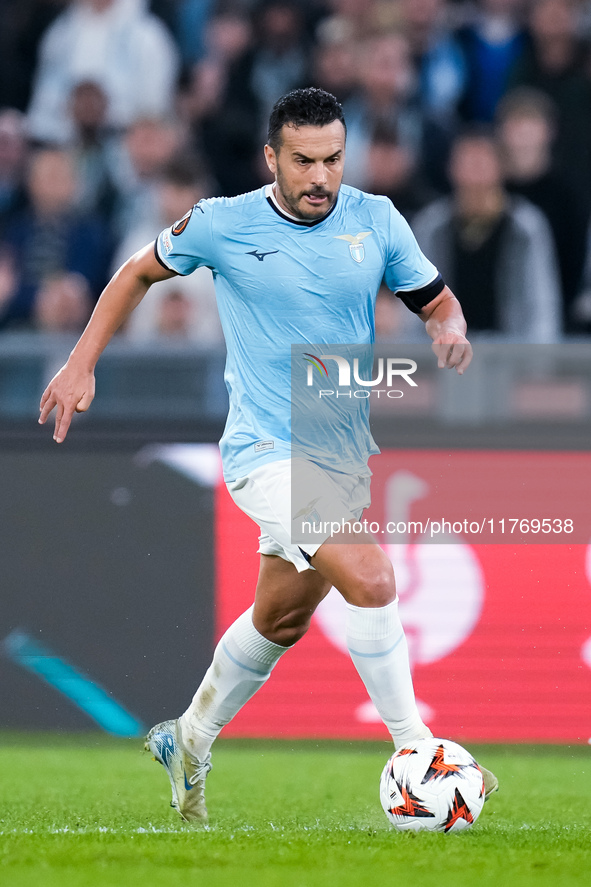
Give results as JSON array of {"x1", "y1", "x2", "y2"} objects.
[
  {"x1": 382, "y1": 200, "x2": 440, "y2": 303},
  {"x1": 155, "y1": 200, "x2": 216, "y2": 276}
]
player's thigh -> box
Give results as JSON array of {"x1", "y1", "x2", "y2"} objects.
[
  {"x1": 310, "y1": 529, "x2": 396, "y2": 608},
  {"x1": 252, "y1": 554, "x2": 331, "y2": 643}
]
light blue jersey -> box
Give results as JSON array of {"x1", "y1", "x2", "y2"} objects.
[{"x1": 155, "y1": 184, "x2": 438, "y2": 481}]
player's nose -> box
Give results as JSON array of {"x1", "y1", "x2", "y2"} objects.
[{"x1": 310, "y1": 162, "x2": 327, "y2": 185}]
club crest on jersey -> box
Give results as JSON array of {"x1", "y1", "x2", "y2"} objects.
[{"x1": 335, "y1": 232, "x2": 371, "y2": 263}]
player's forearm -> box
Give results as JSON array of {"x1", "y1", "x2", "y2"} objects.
[
  {"x1": 67, "y1": 261, "x2": 151, "y2": 370},
  {"x1": 421, "y1": 286, "x2": 467, "y2": 342},
  {"x1": 420, "y1": 285, "x2": 472, "y2": 374},
  {"x1": 68, "y1": 244, "x2": 175, "y2": 370}
]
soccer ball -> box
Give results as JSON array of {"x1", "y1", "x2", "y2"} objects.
[{"x1": 379, "y1": 738, "x2": 485, "y2": 833}]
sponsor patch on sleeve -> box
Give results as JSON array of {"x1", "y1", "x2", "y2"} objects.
[
  {"x1": 162, "y1": 231, "x2": 173, "y2": 255},
  {"x1": 172, "y1": 208, "x2": 193, "y2": 236}
]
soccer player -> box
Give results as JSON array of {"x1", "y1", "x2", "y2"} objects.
[{"x1": 39, "y1": 88, "x2": 497, "y2": 823}]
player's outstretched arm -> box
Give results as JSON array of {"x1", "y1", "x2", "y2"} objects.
[
  {"x1": 39, "y1": 244, "x2": 176, "y2": 443},
  {"x1": 420, "y1": 285, "x2": 473, "y2": 375}
]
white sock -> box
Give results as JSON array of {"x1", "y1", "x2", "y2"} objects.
[
  {"x1": 179, "y1": 606, "x2": 289, "y2": 760},
  {"x1": 346, "y1": 600, "x2": 432, "y2": 749}
]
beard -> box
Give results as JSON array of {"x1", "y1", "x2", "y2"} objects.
[{"x1": 275, "y1": 167, "x2": 338, "y2": 221}]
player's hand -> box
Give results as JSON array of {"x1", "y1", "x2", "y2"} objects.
[
  {"x1": 38, "y1": 362, "x2": 95, "y2": 443},
  {"x1": 431, "y1": 335, "x2": 473, "y2": 375}
]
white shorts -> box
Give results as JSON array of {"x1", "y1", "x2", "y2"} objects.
[{"x1": 226, "y1": 458, "x2": 371, "y2": 572}]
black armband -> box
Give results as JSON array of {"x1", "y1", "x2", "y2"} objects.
[{"x1": 396, "y1": 274, "x2": 445, "y2": 314}]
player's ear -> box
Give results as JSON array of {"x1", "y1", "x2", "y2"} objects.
[{"x1": 264, "y1": 144, "x2": 277, "y2": 176}]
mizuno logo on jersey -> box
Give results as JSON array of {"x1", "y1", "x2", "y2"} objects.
[
  {"x1": 246, "y1": 249, "x2": 279, "y2": 262},
  {"x1": 334, "y1": 232, "x2": 372, "y2": 263}
]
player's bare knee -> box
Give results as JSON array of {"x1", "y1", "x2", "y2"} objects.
[
  {"x1": 274, "y1": 610, "x2": 311, "y2": 645},
  {"x1": 256, "y1": 609, "x2": 311, "y2": 646},
  {"x1": 273, "y1": 624, "x2": 308, "y2": 646},
  {"x1": 347, "y1": 564, "x2": 396, "y2": 608}
]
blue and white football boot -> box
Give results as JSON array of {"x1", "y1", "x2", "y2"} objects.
[{"x1": 145, "y1": 719, "x2": 212, "y2": 823}]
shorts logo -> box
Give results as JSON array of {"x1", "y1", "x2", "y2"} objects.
[
  {"x1": 293, "y1": 497, "x2": 321, "y2": 522},
  {"x1": 162, "y1": 232, "x2": 173, "y2": 255},
  {"x1": 293, "y1": 499, "x2": 321, "y2": 524},
  {"x1": 172, "y1": 209, "x2": 193, "y2": 236},
  {"x1": 334, "y1": 232, "x2": 372, "y2": 263},
  {"x1": 254, "y1": 440, "x2": 274, "y2": 452}
]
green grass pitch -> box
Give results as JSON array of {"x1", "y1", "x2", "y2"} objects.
[{"x1": 0, "y1": 734, "x2": 590, "y2": 887}]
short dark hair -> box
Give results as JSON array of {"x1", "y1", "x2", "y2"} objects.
[{"x1": 267, "y1": 88, "x2": 346, "y2": 152}]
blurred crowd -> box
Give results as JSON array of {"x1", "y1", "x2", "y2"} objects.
[{"x1": 2, "y1": 0, "x2": 591, "y2": 343}]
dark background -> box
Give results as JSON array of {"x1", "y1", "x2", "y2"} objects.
[{"x1": 0, "y1": 447, "x2": 215, "y2": 730}]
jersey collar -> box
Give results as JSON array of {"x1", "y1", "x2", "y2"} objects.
[{"x1": 265, "y1": 183, "x2": 338, "y2": 227}]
